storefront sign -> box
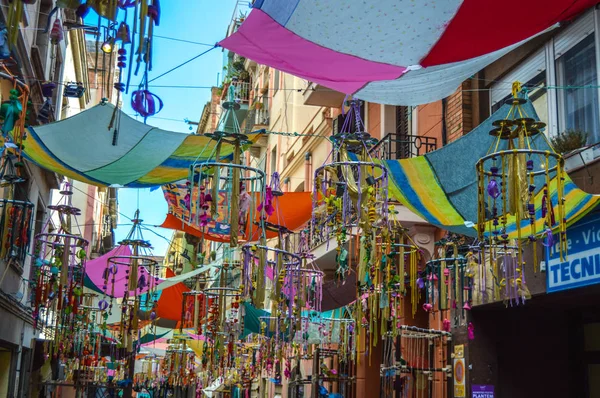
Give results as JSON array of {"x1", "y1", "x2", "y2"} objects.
[
  {"x1": 454, "y1": 344, "x2": 464, "y2": 359},
  {"x1": 472, "y1": 385, "x2": 494, "y2": 398},
  {"x1": 454, "y1": 358, "x2": 466, "y2": 397},
  {"x1": 453, "y1": 344, "x2": 466, "y2": 397},
  {"x1": 548, "y1": 212, "x2": 600, "y2": 293}
]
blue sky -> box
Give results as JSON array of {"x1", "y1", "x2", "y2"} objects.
[{"x1": 86, "y1": 1, "x2": 249, "y2": 255}]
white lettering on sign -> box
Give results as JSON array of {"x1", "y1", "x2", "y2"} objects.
[{"x1": 547, "y1": 213, "x2": 600, "y2": 293}]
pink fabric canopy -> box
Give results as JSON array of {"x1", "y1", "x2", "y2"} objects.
[
  {"x1": 86, "y1": 246, "x2": 165, "y2": 298},
  {"x1": 220, "y1": 0, "x2": 596, "y2": 105}
]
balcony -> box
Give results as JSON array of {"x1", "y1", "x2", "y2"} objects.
[
  {"x1": 303, "y1": 81, "x2": 346, "y2": 107},
  {"x1": 370, "y1": 132, "x2": 437, "y2": 160},
  {"x1": 219, "y1": 81, "x2": 251, "y2": 132},
  {"x1": 253, "y1": 108, "x2": 269, "y2": 127}
]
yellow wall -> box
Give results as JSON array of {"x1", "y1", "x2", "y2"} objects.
[{"x1": 0, "y1": 349, "x2": 11, "y2": 397}]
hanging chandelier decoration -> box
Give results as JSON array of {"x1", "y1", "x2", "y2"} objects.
[
  {"x1": 380, "y1": 325, "x2": 452, "y2": 397},
  {"x1": 467, "y1": 240, "x2": 530, "y2": 307},
  {"x1": 188, "y1": 83, "x2": 265, "y2": 247},
  {"x1": 476, "y1": 82, "x2": 567, "y2": 269},
  {"x1": 98, "y1": 210, "x2": 161, "y2": 355},
  {"x1": 312, "y1": 99, "x2": 388, "y2": 284},
  {"x1": 30, "y1": 184, "x2": 89, "y2": 359},
  {"x1": 163, "y1": 338, "x2": 197, "y2": 388},
  {"x1": 421, "y1": 236, "x2": 474, "y2": 334}
]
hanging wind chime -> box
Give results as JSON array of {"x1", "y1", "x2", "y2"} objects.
[
  {"x1": 102, "y1": 210, "x2": 160, "y2": 393},
  {"x1": 476, "y1": 82, "x2": 567, "y2": 270},
  {"x1": 30, "y1": 183, "x2": 89, "y2": 360},
  {"x1": 188, "y1": 82, "x2": 265, "y2": 247}
]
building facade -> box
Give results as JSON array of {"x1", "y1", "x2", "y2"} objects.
[{"x1": 0, "y1": 4, "x2": 119, "y2": 396}]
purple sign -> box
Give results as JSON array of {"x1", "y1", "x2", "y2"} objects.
[{"x1": 472, "y1": 385, "x2": 494, "y2": 398}]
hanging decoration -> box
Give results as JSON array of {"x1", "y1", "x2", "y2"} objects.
[
  {"x1": 188, "y1": 83, "x2": 266, "y2": 247},
  {"x1": 476, "y1": 82, "x2": 567, "y2": 268},
  {"x1": 467, "y1": 241, "x2": 531, "y2": 307},
  {"x1": 422, "y1": 236, "x2": 472, "y2": 330},
  {"x1": 97, "y1": 209, "x2": 161, "y2": 394},
  {"x1": 312, "y1": 99, "x2": 388, "y2": 284},
  {"x1": 380, "y1": 326, "x2": 452, "y2": 397},
  {"x1": 30, "y1": 183, "x2": 90, "y2": 359},
  {"x1": 0, "y1": 148, "x2": 33, "y2": 286}
]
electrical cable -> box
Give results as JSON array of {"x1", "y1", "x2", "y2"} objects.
[{"x1": 147, "y1": 45, "x2": 220, "y2": 84}]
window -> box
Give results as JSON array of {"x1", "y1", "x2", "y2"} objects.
[
  {"x1": 270, "y1": 146, "x2": 277, "y2": 174},
  {"x1": 528, "y1": 72, "x2": 548, "y2": 126},
  {"x1": 489, "y1": 9, "x2": 600, "y2": 149},
  {"x1": 557, "y1": 34, "x2": 599, "y2": 144},
  {"x1": 492, "y1": 71, "x2": 548, "y2": 124},
  {"x1": 273, "y1": 70, "x2": 280, "y2": 95}
]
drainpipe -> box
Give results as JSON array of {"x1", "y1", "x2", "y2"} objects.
[
  {"x1": 304, "y1": 152, "x2": 312, "y2": 192},
  {"x1": 441, "y1": 97, "x2": 448, "y2": 146}
]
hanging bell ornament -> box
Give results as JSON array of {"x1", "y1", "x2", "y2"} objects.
[
  {"x1": 116, "y1": 22, "x2": 131, "y2": 44},
  {"x1": 50, "y1": 19, "x2": 63, "y2": 44},
  {"x1": 76, "y1": 4, "x2": 90, "y2": 18}
]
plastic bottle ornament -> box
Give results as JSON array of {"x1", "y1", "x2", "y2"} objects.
[
  {"x1": 468, "y1": 322, "x2": 475, "y2": 340},
  {"x1": 131, "y1": 89, "x2": 163, "y2": 118},
  {"x1": 116, "y1": 22, "x2": 131, "y2": 44},
  {"x1": 98, "y1": 300, "x2": 109, "y2": 311},
  {"x1": 118, "y1": 0, "x2": 137, "y2": 8},
  {"x1": 0, "y1": 26, "x2": 10, "y2": 59},
  {"x1": 486, "y1": 177, "x2": 500, "y2": 199},
  {"x1": 41, "y1": 82, "x2": 56, "y2": 98},
  {"x1": 0, "y1": 89, "x2": 22, "y2": 135},
  {"x1": 148, "y1": 0, "x2": 161, "y2": 25},
  {"x1": 64, "y1": 83, "x2": 85, "y2": 98},
  {"x1": 76, "y1": 3, "x2": 90, "y2": 18},
  {"x1": 50, "y1": 19, "x2": 63, "y2": 44},
  {"x1": 442, "y1": 318, "x2": 451, "y2": 332}
]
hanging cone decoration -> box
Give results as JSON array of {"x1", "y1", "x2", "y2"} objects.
[
  {"x1": 116, "y1": 22, "x2": 131, "y2": 44},
  {"x1": 50, "y1": 19, "x2": 63, "y2": 44}
]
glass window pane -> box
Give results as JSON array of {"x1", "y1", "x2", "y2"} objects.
[{"x1": 558, "y1": 34, "x2": 599, "y2": 144}]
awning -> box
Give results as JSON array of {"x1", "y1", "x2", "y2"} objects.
[
  {"x1": 18, "y1": 104, "x2": 263, "y2": 187},
  {"x1": 220, "y1": 0, "x2": 594, "y2": 105},
  {"x1": 160, "y1": 183, "x2": 313, "y2": 242}
]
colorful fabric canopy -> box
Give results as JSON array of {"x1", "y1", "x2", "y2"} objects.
[
  {"x1": 160, "y1": 183, "x2": 313, "y2": 242},
  {"x1": 220, "y1": 0, "x2": 594, "y2": 105},
  {"x1": 376, "y1": 100, "x2": 600, "y2": 237},
  {"x1": 84, "y1": 245, "x2": 217, "y2": 297},
  {"x1": 18, "y1": 104, "x2": 263, "y2": 187}
]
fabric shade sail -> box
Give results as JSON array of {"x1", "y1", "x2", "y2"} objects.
[
  {"x1": 17, "y1": 104, "x2": 263, "y2": 187},
  {"x1": 219, "y1": 0, "x2": 595, "y2": 105},
  {"x1": 160, "y1": 183, "x2": 313, "y2": 242}
]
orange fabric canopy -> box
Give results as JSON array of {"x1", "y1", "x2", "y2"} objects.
[{"x1": 159, "y1": 191, "x2": 313, "y2": 242}]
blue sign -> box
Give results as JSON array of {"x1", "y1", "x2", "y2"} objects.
[
  {"x1": 548, "y1": 211, "x2": 600, "y2": 293},
  {"x1": 472, "y1": 385, "x2": 494, "y2": 398}
]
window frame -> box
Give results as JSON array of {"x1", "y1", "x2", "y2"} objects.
[{"x1": 489, "y1": 8, "x2": 600, "y2": 146}]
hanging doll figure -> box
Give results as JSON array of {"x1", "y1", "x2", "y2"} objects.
[{"x1": 238, "y1": 183, "x2": 251, "y2": 233}]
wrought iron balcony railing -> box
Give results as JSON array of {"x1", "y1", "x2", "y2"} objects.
[{"x1": 370, "y1": 133, "x2": 437, "y2": 160}]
